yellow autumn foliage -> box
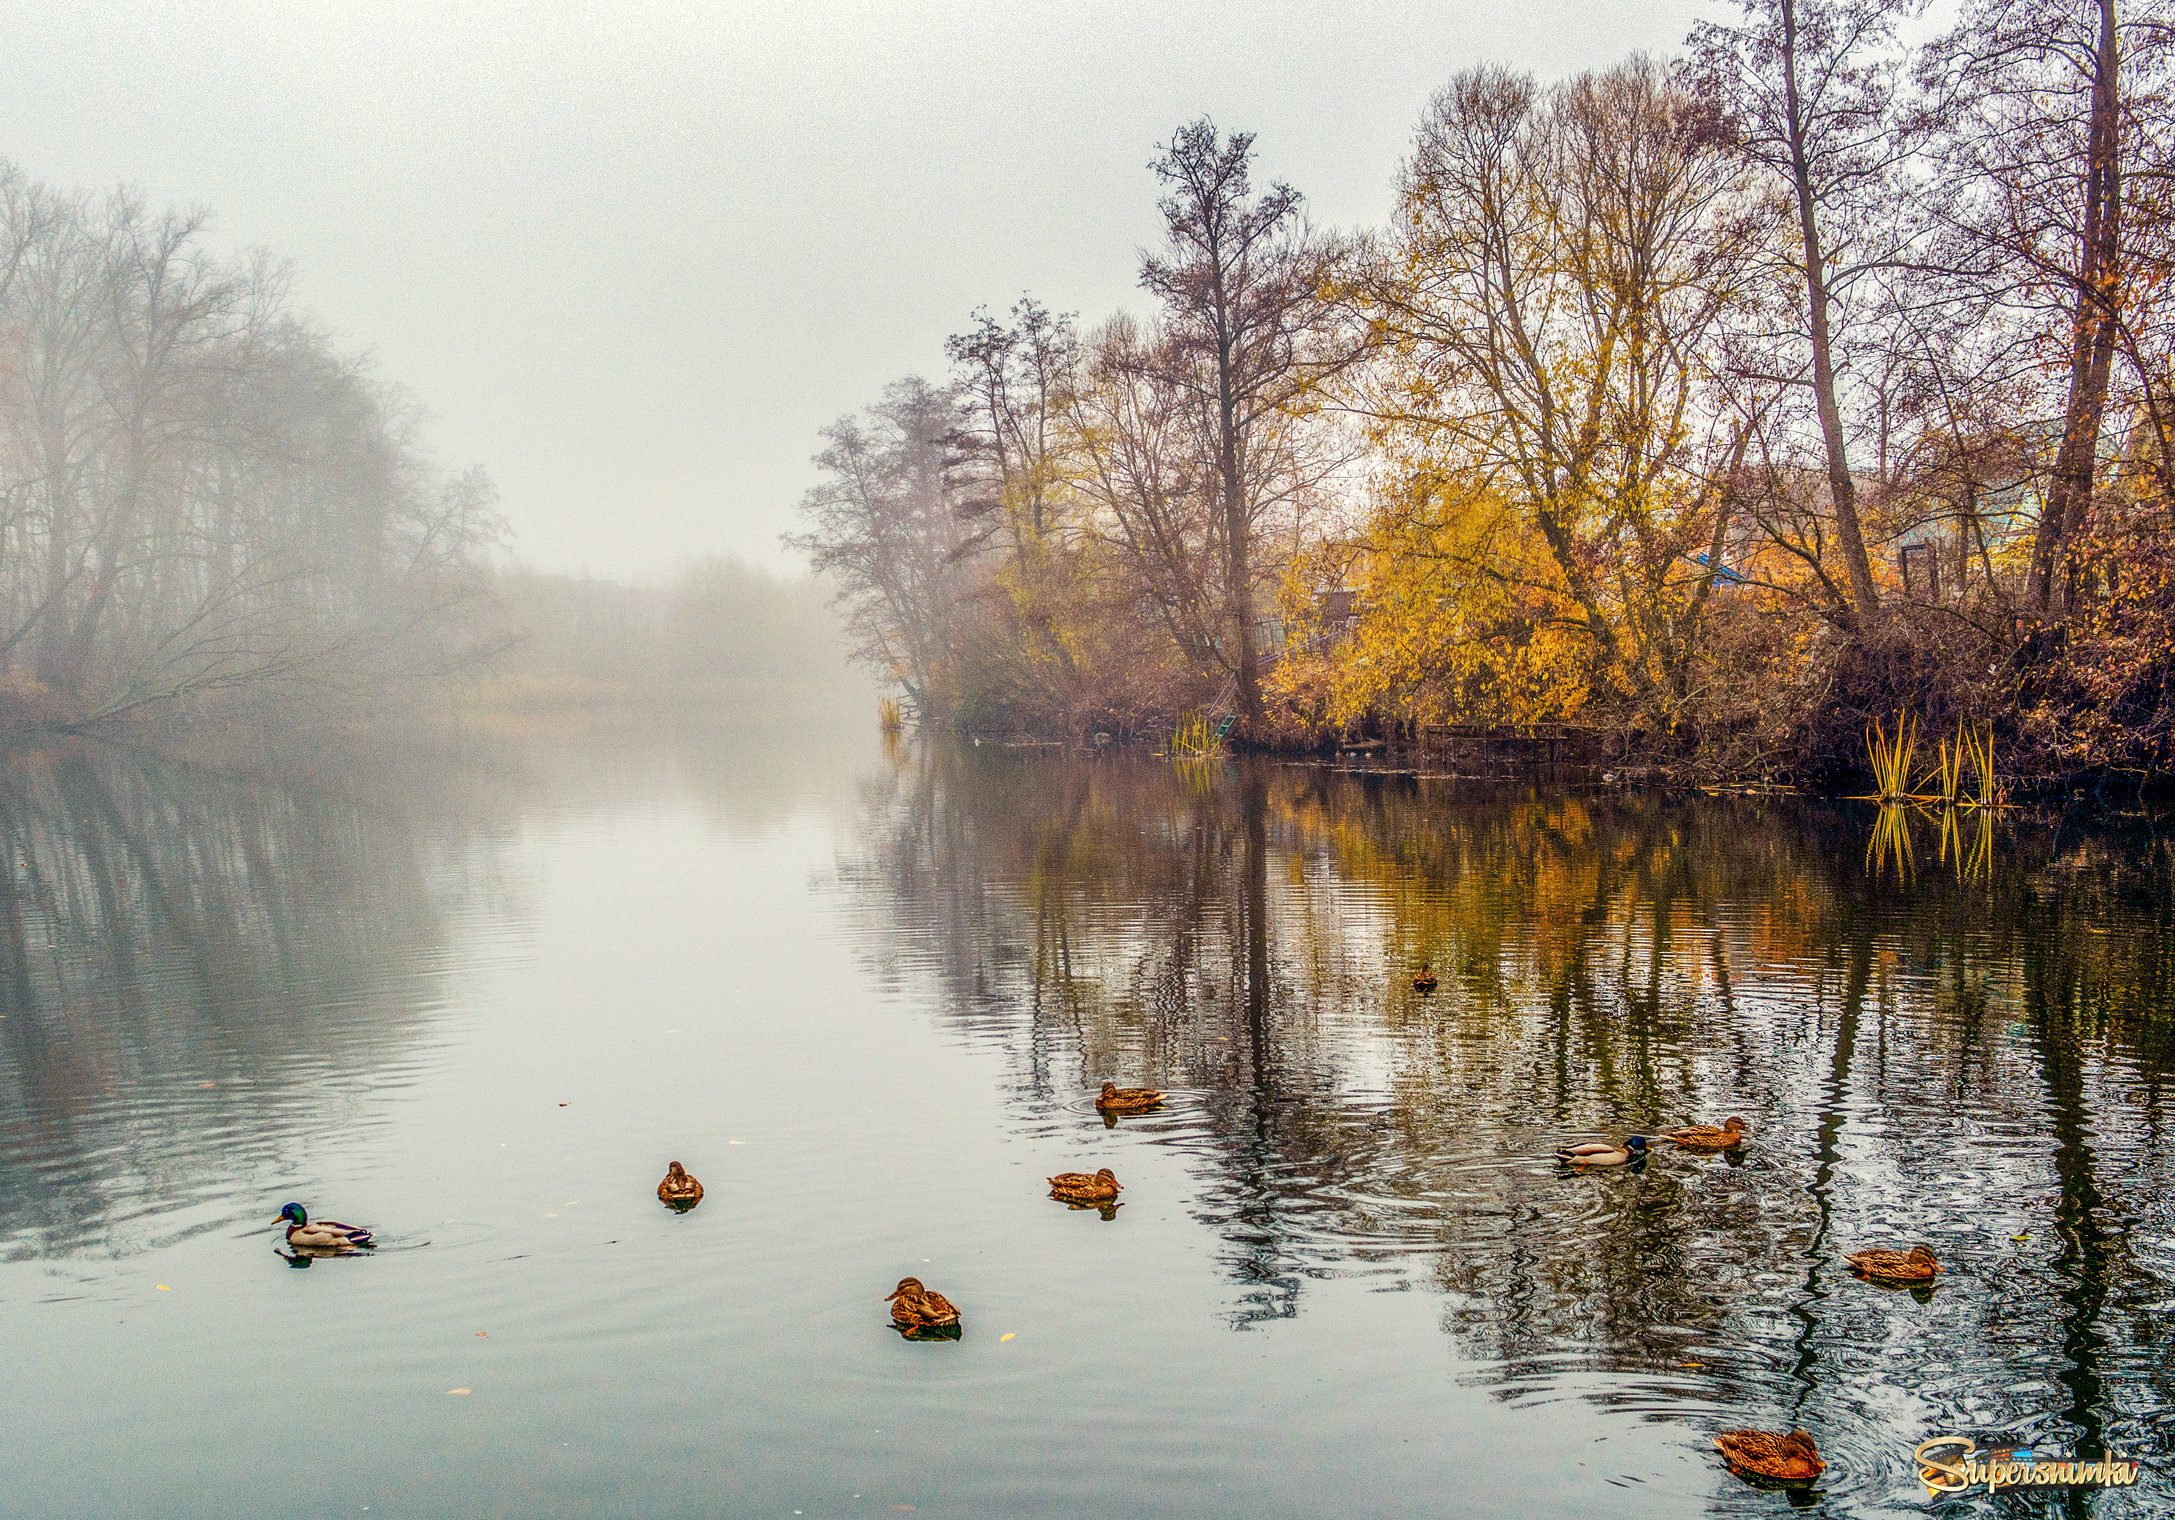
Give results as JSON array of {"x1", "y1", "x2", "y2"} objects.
[{"x1": 1273, "y1": 475, "x2": 1593, "y2": 727}]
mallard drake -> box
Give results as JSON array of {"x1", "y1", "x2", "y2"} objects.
[
  {"x1": 276, "y1": 1202, "x2": 374, "y2": 1253},
  {"x1": 1095, "y1": 1082, "x2": 1164, "y2": 1114},
  {"x1": 1847, "y1": 1244, "x2": 1939, "y2": 1282},
  {"x1": 885, "y1": 1276, "x2": 960, "y2": 1330},
  {"x1": 1554, "y1": 1135, "x2": 1652, "y2": 1166},
  {"x1": 657, "y1": 1161, "x2": 703, "y2": 1208},
  {"x1": 1048, "y1": 1168, "x2": 1122, "y2": 1204},
  {"x1": 1664, "y1": 1116, "x2": 1749, "y2": 1150},
  {"x1": 1413, "y1": 964, "x2": 1438, "y2": 993},
  {"x1": 1715, "y1": 1429, "x2": 1825, "y2": 1484}
]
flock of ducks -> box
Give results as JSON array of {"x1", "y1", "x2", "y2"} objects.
[
  {"x1": 274, "y1": 1082, "x2": 1170, "y2": 1340},
  {"x1": 1423, "y1": 964, "x2": 1929, "y2": 1488},
  {"x1": 1541, "y1": 1105, "x2": 1938, "y2": 1484},
  {"x1": 271, "y1": 972, "x2": 1934, "y2": 1495},
  {"x1": 884, "y1": 1082, "x2": 1160, "y2": 1334}
]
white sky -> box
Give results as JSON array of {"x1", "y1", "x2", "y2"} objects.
[{"x1": 0, "y1": 1, "x2": 1707, "y2": 578}]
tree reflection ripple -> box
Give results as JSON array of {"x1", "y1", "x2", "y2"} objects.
[{"x1": 842, "y1": 745, "x2": 2175, "y2": 1510}]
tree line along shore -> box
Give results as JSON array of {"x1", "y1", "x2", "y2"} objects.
[{"x1": 794, "y1": 2, "x2": 2175, "y2": 796}]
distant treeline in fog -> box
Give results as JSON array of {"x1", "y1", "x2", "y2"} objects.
[
  {"x1": 473, "y1": 558, "x2": 862, "y2": 716},
  {"x1": 0, "y1": 163, "x2": 502, "y2": 735}
]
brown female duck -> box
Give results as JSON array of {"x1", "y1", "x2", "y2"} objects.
[
  {"x1": 1412, "y1": 964, "x2": 1438, "y2": 993},
  {"x1": 657, "y1": 1161, "x2": 704, "y2": 1207},
  {"x1": 885, "y1": 1276, "x2": 961, "y2": 1330},
  {"x1": 1048, "y1": 1168, "x2": 1123, "y2": 1205},
  {"x1": 1715, "y1": 1429, "x2": 1825, "y2": 1485},
  {"x1": 1663, "y1": 1116, "x2": 1749, "y2": 1150},
  {"x1": 1095, "y1": 1082, "x2": 1164, "y2": 1115},
  {"x1": 1846, "y1": 1244, "x2": 1939, "y2": 1283}
]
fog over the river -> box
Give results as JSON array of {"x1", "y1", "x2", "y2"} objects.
[{"x1": 0, "y1": 0, "x2": 1703, "y2": 577}]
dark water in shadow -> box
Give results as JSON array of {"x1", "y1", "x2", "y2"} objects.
[{"x1": 1, "y1": 733, "x2": 2170, "y2": 1517}]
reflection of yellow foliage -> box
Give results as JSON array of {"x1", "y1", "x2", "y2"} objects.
[{"x1": 1273, "y1": 476, "x2": 1592, "y2": 727}]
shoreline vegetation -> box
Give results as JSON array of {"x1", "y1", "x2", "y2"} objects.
[{"x1": 792, "y1": 5, "x2": 2175, "y2": 801}]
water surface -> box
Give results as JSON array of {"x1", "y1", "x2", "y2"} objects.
[{"x1": 2, "y1": 732, "x2": 2170, "y2": 1517}]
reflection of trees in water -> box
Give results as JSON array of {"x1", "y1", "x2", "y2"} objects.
[
  {"x1": 847, "y1": 746, "x2": 2175, "y2": 1486},
  {"x1": 0, "y1": 742, "x2": 521, "y2": 1260}
]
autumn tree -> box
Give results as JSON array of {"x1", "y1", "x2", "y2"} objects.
[
  {"x1": 944, "y1": 297, "x2": 1090, "y2": 723},
  {"x1": 1351, "y1": 59, "x2": 1765, "y2": 727}
]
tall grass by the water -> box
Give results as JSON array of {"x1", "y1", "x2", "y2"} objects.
[
  {"x1": 1173, "y1": 711, "x2": 1225, "y2": 758},
  {"x1": 1864, "y1": 714, "x2": 2004, "y2": 808},
  {"x1": 878, "y1": 697, "x2": 904, "y2": 733},
  {"x1": 1962, "y1": 722, "x2": 1998, "y2": 807},
  {"x1": 1930, "y1": 721, "x2": 1999, "y2": 808},
  {"x1": 1865, "y1": 714, "x2": 1918, "y2": 801}
]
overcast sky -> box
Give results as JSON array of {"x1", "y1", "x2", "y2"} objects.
[{"x1": 0, "y1": 1, "x2": 1707, "y2": 579}]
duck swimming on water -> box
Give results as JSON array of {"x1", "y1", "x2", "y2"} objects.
[
  {"x1": 1715, "y1": 1429, "x2": 1825, "y2": 1485},
  {"x1": 1553, "y1": 1136, "x2": 1651, "y2": 1167},
  {"x1": 657, "y1": 1162, "x2": 704, "y2": 1208},
  {"x1": 1847, "y1": 1244, "x2": 1939, "y2": 1283},
  {"x1": 1047, "y1": 1168, "x2": 1122, "y2": 1205},
  {"x1": 1663, "y1": 1116, "x2": 1749, "y2": 1150},
  {"x1": 276, "y1": 1203, "x2": 374, "y2": 1253},
  {"x1": 885, "y1": 1276, "x2": 961, "y2": 1331},
  {"x1": 1095, "y1": 1082, "x2": 1163, "y2": 1114}
]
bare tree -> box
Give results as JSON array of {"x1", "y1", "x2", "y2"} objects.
[
  {"x1": 1693, "y1": 0, "x2": 1921, "y2": 627},
  {"x1": 0, "y1": 166, "x2": 501, "y2": 729},
  {"x1": 1138, "y1": 120, "x2": 1343, "y2": 731},
  {"x1": 1920, "y1": 0, "x2": 2137, "y2": 617},
  {"x1": 786, "y1": 379, "x2": 976, "y2": 721}
]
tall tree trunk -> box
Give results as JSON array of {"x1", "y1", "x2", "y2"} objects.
[
  {"x1": 1222, "y1": 389, "x2": 1262, "y2": 726},
  {"x1": 2030, "y1": 0, "x2": 2122, "y2": 616},
  {"x1": 34, "y1": 422, "x2": 75, "y2": 695},
  {"x1": 1781, "y1": 0, "x2": 1879, "y2": 626}
]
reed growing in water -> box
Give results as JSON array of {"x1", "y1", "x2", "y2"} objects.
[{"x1": 1865, "y1": 715, "x2": 1918, "y2": 802}]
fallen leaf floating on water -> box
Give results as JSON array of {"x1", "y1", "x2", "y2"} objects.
[
  {"x1": 1000, "y1": 1333, "x2": 1016, "y2": 1342},
  {"x1": 475, "y1": 1331, "x2": 488, "y2": 1337},
  {"x1": 558, "y1": 1102, "x2": 569, "y2": 1107},
  {"x1": 156, "y1": 1285, "x2": 170, "y2": 1291},
  {"x1": 445, "y1": 1388, "x2": 471, "y2": 1396}
]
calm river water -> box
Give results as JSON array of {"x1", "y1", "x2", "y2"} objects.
[{"x1": 1, "y1": 726, "x2": 2171, "y2": 1518}]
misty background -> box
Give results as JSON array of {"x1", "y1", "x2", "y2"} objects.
[{"x1": 0, "y1": 1, "x2": 1702, "y2": 579}]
